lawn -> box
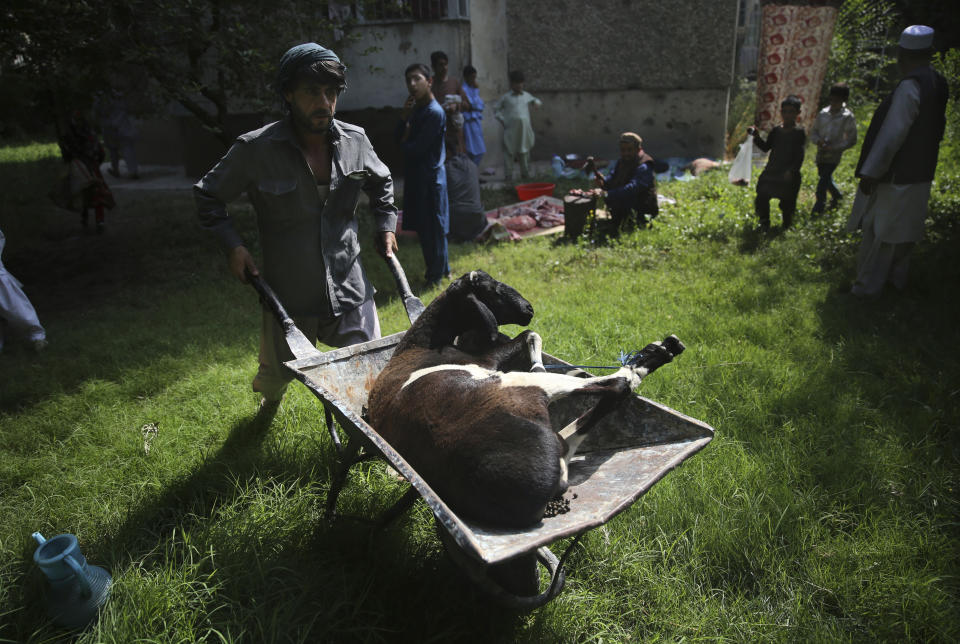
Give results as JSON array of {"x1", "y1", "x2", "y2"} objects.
[{"x1": 0, "y1": 131, "x2": 958, "y2": 642}]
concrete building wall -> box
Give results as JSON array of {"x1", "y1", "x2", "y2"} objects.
[
  {"x1": 531, "y1": 88, "x2": 731, "y2": 162},
  {"x1": 335, "y1": 20, "x2": 472, "y2": 111},
  {"x1": 469, "y1": 0, "x2": 509, "y2": 169},
  {"x1": 505, "y1": 0, "x2": 740, "y2": 160},
  {"x1": 147, "y1": 2, "x2": 741, "y2": 173},
  {"x1": 331, "y1": 19, "x2": 471, "y2": 174}
]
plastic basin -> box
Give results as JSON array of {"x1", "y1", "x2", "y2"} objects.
[{"x1": 516, "y1": 183, "x2": 555, "y2": 201}]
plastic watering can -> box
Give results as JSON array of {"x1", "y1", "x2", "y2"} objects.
[{"x1": 31, "y1": 532, "x2": 112, "y2": 628}]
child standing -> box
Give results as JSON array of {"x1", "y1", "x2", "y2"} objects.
[
  {"x1": 58, "y1": 111, "x2": 115, "y2": 233},
  {"x1": 493, "y1": 70, "x2": 542, "y2": 184},
  {"x1": 808, "y1": 83, "x2": 858, "y2": 214},
  {"x1": 747, "y1": 95, "x2": 806, "y2": 230}
]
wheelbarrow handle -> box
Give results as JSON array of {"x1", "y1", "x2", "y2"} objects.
[
  {"x1": 246, "y1": 270, "x2": 321, "y2": 361},
  {"x1": 247, "y1": 270, "x2": 289, "y2": 324},
  {"x1": 386, "y1": 253, "x2": 414, "y2": 301},
  {"x1": 385, "y1": 254, "x2": 425, "y2": 324}
]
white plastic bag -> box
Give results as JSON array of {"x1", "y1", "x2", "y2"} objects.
[{"x1": 728, "y1": 136, "x2": 753, "y2": 185}]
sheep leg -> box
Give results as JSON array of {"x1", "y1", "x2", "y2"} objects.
[
  {"x1": 557, "y1": 371, "x2": 635, "y2": 462},
  {"x1": 557, "y1": 337, "x2": 686, "y2": 470},
  {"x1": 501, "y1": 366, "x2": 641, "y2": 403},
  {"x1": 478, "y1": 329, "x2": 544, "y2": 372},
  {"x1": 526, "y1": 331, "x2": 544, "y2": 372}
]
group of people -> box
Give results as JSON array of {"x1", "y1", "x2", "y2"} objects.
[
  {"x1": 426, "y1": 50, "x2": 543, "y2": 185},
  {"x1": 747, "y1": 24, "x2": 947, "y2": 299},
  {"x1": 2, "y1": 93, "x2": 140, "y2": 354},
  {"x1": 190, "y1": 40, "x2": 556, "y2": 407},
  {"x1": 192, "y1": 41, "x2": 658, "y2": 410},
  {"x1": 188, "y1": 24, "x2": 947, "y2": 409}
]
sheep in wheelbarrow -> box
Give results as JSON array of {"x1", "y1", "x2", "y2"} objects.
[{"x1": 367, "y1": 270, "x2": 684, "y2": 531}]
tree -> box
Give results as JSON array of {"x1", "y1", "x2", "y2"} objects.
[
  {"x1": 1, "y1": 0, "x2": 344, "y2": 145},
  {"x1": 111, "y1": 0, "x2": 340, "y2": 146},
  {"x1": 0, "y1": 0, "x2": 118, "y2": 136}
]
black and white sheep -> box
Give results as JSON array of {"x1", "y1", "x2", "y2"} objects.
[{"x1": 367, "y1": 270, "x2": 682, "y2": 529}]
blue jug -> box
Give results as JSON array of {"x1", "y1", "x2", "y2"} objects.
[{"x1": 32, "y1": 532, "x2": 112, "y2": 628}]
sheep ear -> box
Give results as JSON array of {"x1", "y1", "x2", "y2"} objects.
[{"x1": 462, "y1": 292, "x2": 499, "y2": 342}]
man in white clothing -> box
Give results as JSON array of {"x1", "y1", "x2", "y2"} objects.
[
  {"x1": 0, "y1": 228, "x2": 47, "y2": 353},
  {"x1": 846, "y1": 25, "x2": 949, "y2": 297}
]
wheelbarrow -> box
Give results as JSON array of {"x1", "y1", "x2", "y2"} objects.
[{"x1": 248, "y1": 256, "x2": 714, "y2": 610}]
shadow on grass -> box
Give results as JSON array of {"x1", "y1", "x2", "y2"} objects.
[
  {"x1": 736, "y1": 222, "x2": 786, "y2": 253},
  {"x1": 0, "y1": 278, "x2": 258, "y2": 415},
  {"x1": 9, "y1": 406, "x2": 281, "y2": 639},
  {"x1": 673, "y1": 214, "x2": 960, "y2": 636},
  {"x1": 13, "y1": 406, "x2": 532, "y2": 641},
  {"x1": 747, "y1": 220, "x2": 957, "y2": 519}
]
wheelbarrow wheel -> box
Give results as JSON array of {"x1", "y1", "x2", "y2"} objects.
[{"x1": 435, "y1": 521, "x2": 566, "y2": 611}]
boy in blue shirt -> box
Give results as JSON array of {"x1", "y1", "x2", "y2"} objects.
[{"x1": 397, "y1": 63, "x2": 450, "y2": 287}]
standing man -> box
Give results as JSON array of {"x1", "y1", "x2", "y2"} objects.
[
  {"x1": 397, "y1": 63, "x2": 450, "y2": 288},
  {"x1": 195, "y1": 43, "x2": 398, "y2": 408},
  {"x1": 430, "y1": 51, "x2": 467, "y2": 157},
  {"x1": 847, "y1": 25, "x2": 948, "y2": 297},
  {"x1": 96, "y1": 89, "x2": 141, "y2": 180},
  {"x1": 460, "y1": 65, "x2": 486, "y2": 168},
  {"x1": 0, "y1": 228, "x2": 47, "y2": 353}
]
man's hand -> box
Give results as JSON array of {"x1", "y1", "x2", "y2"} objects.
[
  {"x1": 401, "y1": 96, "x2": 415, "y2": 121},
  {"x1": 859, "y1": 176, "x2": 878, "y2": 196},
  {"x1": 746, "y1": 126, "x2": 758, "y2": 137},
  {"x1": 377, "y1": 230, "x2": 398, "y2": 258},
  {"x1": 228, "y1": 245, "x2": 259, "y2": 283}
]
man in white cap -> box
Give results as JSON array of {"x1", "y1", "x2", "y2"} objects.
[
  {"x1": 195, "y1": 43, "x2": 399, "y2": 410},
  {"x1": 846, "y1": 25, "x2": 948, "y2": 297}
]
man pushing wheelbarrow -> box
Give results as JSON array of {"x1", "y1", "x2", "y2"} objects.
[{"x1": 194, "y1": 42, "x2": 399, "y2": 411}]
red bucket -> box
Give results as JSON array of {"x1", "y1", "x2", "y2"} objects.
[{"x1": 515, "y1": 182, "x2": 555, "y2": 201}]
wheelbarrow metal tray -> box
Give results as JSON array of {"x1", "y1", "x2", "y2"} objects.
[{"x1": 285, "y1": 336, "x2": 714, "y2": 566}]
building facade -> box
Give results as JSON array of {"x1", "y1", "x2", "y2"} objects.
[{"x1": 334, "y1": 0, "x2": 740, "y2": 168}]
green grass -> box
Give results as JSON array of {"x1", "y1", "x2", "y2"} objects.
[{"x1": 0, "y1": 137, "x2": 958, "y2": 642}]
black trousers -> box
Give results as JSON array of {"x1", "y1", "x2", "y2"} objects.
[{"x1": 755, "y1": 180, "x2": 800, "y2": 228}]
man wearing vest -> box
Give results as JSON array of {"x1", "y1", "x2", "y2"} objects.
[{"x1": 846, "y1": 25, "x2": 948, "y2": 297}]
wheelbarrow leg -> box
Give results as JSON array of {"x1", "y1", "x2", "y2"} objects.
[
  {"x1": 324, "y1": 403, "x2": 343, "y2": 454},
  {"x1": 325, "y1": 440, "x2": 361, "y2": 519},
  {"x1": 488, "y1": 551, "x2": 539, "y2": 597},
  {"x1": 375, "y1": 486, "x2": 420, "y2": 530}
]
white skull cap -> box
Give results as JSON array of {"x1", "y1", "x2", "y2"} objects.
[{"x1": 899, "y1": 25, "x2": 934, "y2": 50}]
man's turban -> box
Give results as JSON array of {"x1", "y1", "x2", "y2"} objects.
[{"x1": 276, "y1": 43, "x2": 344, "y2": 92}]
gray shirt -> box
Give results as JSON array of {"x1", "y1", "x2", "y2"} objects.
[{"x1": 195, "y1": 117, "x2": 398, "y2": 317}]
